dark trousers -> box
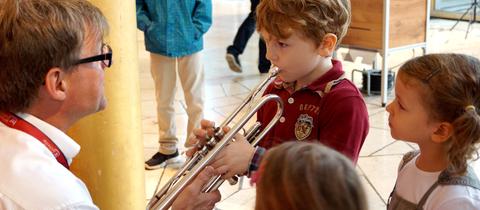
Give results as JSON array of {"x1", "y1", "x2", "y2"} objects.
[{"x1": 226, "y1": 0, "x2": 270, "y2": 73}]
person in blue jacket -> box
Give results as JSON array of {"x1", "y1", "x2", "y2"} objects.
[{"x1": 136, "y1": 0, "x2": 212, "y2": 170}]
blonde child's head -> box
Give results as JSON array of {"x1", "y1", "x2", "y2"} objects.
[
  {"x1": 397, "y1": 53, "x2": 480, "y2": 175},
  {"x1": 255, "y1": 142, "x2": 367, "y2": 210},
  {"x1": 256, "y1": 0, "x2": 351, "y2": 47}
]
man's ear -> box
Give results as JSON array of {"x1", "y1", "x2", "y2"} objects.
[
  {"x1": 317, "y1": 33, "x2": 337, "y2": 57},
  {"x1": 43, "y1": 67, "x2": 67, "y2": 101},
  {"x1": 431, "y1": 122, "x2": 454, "y2": 144}
]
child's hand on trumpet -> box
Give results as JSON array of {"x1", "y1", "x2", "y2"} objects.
[
  {"x1": 186, "y1": 119, "x2": 255, "y2": 179},
  {"x1": 185, "y1": 119, "x2": 216, "y2": 156}
]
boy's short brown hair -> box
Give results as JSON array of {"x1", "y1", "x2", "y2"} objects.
[{"x1": 256, "y1": 0, "x2": 351, "y2": 47}]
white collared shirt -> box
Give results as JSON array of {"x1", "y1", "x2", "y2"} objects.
[{"x1": 0, "y1": 113, "x2": 98, "y2": 210}]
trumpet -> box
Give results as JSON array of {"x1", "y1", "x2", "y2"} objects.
[{"x1": 146, "y1": 67, "x2": 284, "y2": 210}]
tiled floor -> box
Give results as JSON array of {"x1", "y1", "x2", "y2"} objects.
[{"x1": 140, "y1": 1, "x2": 480, "y2": 209}]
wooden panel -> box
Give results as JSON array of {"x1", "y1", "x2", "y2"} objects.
[
  {"x1": 341, "y1": 0, "x2": 427, "y2": 50},
  {"x1": 389, "y1": 0, "x2": 427, "y2": 48},
  {"x1": 342, "y1": 0, "x2": 384, "y2": 49}
]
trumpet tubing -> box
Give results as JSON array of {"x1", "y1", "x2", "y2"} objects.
[{"x1": 146, "y1": 67, "x2": 284, "y2": 210}]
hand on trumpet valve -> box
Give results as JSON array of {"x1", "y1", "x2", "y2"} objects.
[
  {"x1": 171, "y1": 166, "x2": 221, "y2": 210},
  {"x1": 185, "y1": 119, "x2": 255, "y2": 179},
  {"x1": 185, "y1": 119, "x2": 217, "y2": 157},
  {"x1": 210, "y1": 132, "x2": 255, "y2": 179}
]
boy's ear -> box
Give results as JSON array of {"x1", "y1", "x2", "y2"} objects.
[
  {"x1": 431, "y1": 122, "x2": 454, "y2": 144},
  {"x1": 317, "y1": 33, "x2": 337, "y2": 57},
  {"x1": 43, "y1": 67, "x2": 67, "y2": 101}
]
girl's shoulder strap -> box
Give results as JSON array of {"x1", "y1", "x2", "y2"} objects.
[
  {"x1": 399, "y1": 150, "x2": 420, "y2": 171},
  {"x1": 437, "y1": 166, "x2": 480, "y2": 190},
  {"x1": 416, "y1": 166, "x2": 480, "y2": 208}
]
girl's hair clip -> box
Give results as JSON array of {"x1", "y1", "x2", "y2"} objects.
[
  {"x1": 465, "y1": 105, "x2": 476, "y2": 112},
  {"x1": 423, "y1": 69, "x2": 441, "y2": 82}
]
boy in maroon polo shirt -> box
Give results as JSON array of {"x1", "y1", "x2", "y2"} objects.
[{"x1": 190, "y1": 0, "x2": 369, "y2": 178}]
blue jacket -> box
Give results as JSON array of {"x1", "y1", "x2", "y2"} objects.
[{"x1": 136, "y1": 0, "x2": 212, "y2": 57}]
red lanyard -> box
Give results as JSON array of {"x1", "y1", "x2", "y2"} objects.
[{"x1": 0, "y1": 112, "x2": 69, "y2": 169}]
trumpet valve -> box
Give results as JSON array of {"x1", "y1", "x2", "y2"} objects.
[
  {"x1": 206, "y1": 139, "x2": 217, "y2": 149},
  {"x1": 227, "y1": 176, "x2": 239, "y2": 185}
]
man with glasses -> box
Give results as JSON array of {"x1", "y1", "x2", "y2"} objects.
[
  {"x1": 0, "y1": 0, "x2": 111, "y2": 209},
  {"x1": 0, "y1": 0, "x2": 222, "y2": 209}
]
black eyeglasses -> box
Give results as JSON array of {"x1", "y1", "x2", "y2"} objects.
[{"x1": 74, "y1": 44, "x2": 112, "y2": 68}]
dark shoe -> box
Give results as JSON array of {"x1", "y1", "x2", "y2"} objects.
[
  {"x1": 226, "y1": 53, "x2": 242, "y2": 73},
  {"x1": 145, "y1": 150, "x2": 181, "y2": 170}
]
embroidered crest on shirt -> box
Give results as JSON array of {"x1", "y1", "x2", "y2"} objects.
[{"x1": 295, "y1": 114, "x2": 314, "y2": 141}]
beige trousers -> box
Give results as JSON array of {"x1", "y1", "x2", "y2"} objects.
[{"x1": 150, "y1": 52, "x2": 204, "y2": 154}]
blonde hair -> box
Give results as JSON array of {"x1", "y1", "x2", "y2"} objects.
[
  {"x1": 255, "y1": 142, "x2": 367, "y2": 210},
  {"x1": 398, "y1": 53, "x2": 480, "y2": 175},
  {"x1": 0, "y1": 0, "x2": 108, "y2": 112},
  {"x1": 256, "y1": 0, "x2": 351, "y2": 47}
]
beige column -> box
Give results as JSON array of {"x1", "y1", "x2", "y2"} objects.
[{"x1": 68, "y1": 0, "x2": 146, "y2": 209}]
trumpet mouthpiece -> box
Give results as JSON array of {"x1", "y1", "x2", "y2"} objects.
[{"x1": 269, "y1": 66, "x2": 280, "y2": 76}]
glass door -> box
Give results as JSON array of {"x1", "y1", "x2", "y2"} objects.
[{"x1": 431, "y1": 0, "x2": 479, "y2": 21}]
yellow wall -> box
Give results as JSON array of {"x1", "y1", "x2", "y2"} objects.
[{"x1": 68, "y1": 0, "x2": 146, "y2": 209}]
